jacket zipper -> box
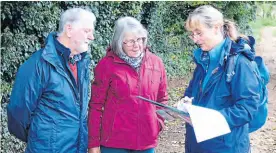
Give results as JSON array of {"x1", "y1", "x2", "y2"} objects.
[
  {"x1": 136, "y1": 56, "x2": 147, "y2": 149},
  {"x1": 197, "y1": 64, "x2": 206, "y2": 102},
  {"x1": 109, "y1": 53, "x2": 146, "y2": 148}
]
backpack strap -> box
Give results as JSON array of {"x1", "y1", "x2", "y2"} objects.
[
  {"x1": 254, "y1": 56, "x2": 270, "y2": 85},
  {"x1": 225, "y1": 53, "x2": 240, "y2": 83},
  {"x1": 225, "y1": 36, "x2": 255, "y2": 83}
]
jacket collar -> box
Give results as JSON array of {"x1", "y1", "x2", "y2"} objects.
[
  {"x1": 194, "y1": 38, "x2": 227, "y2": 68},
  {"x1": 219, "y1": 37, "x2": 232, "y2": 66},
  {"x1": 41, "y1": 32, "x2": 61, "y2": 68},
  {"x1": 41, "y1": 32, "x2": 89, "y2": 68},
  {"x1": 54, "y1": 35, "x2": 71, "y2": 61}
]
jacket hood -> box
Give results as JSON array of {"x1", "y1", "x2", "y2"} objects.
[{"x1": 229, "y1": 36, "x2": 256, "y2": 61}]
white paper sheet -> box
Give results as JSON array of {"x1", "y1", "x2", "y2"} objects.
[
  {"x1": 183, "y1": 103, "x2": 231, "y2": 143},
  {"x1": 137, "y1": 96, "x2": 231, "y2": 143}
]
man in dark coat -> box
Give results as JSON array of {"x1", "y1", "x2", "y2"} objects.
[{"x1": 7, "y1": 8, "x2": 96, "y2": 153}]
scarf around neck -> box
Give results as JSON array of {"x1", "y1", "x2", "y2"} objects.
[{"x1": 117, "y1": 51, "x2": 144, "y2": 69}]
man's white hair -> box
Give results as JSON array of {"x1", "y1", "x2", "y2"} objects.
[{"x1": 57, "y1": 8, "x2": 96, "y2": 36}]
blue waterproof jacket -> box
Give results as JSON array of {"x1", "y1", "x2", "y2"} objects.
[
  {"x1": 184, "y1": 37, "x2": 260, "y2": 153},
  {"x1": 7, "y1": 33, "x2": 91, "y2": 153}
]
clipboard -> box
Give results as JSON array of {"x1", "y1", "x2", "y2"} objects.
[
  {"x1": 137, "y1": 96, "x2": 231, "y2": 143},
  {"x1": 137, "y1": 96, "x2": 190, "y2": 121}
]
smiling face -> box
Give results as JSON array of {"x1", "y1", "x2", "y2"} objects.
[{"x1": 122, "y1": 32, "x2": 145, "y2": 57}]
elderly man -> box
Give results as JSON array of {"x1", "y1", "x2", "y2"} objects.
[{"x1": 7, "y1": 8, "x2": 96, "y2": 153}]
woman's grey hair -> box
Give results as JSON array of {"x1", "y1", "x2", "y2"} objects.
[
  {"x1": 57, "y1": 8, "x2": 96, "y2": 36},
  {"x1": 185, "y1": 5, "x2": 240, "y2": 41},
  {"x1": 111, "y1": 16, "x2": 148, "y2": 55}
]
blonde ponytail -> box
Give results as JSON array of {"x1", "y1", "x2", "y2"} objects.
[{"x1": 223, "y1": 19, "x2": 248, "y2": 41}]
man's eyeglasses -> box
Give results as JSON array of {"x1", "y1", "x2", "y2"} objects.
[
  {"x1": 188, "y1": 32, "x2": 202, "y2": 39},
  {"x1": 123, "y1": 37, "x2": 145, "y2": 47}
]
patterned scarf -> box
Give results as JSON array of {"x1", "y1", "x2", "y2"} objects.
[
  {"x1": 69, "y1": 54, "x2": 82, "y2": 65},
  {"x1": 117, "y1": 51, "x2": 144, "y2": 69}
]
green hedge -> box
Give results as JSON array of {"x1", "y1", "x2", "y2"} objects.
[
  {"x1": 1, "y1": 2, "x2": 256, "y2": 152},
  {"x1": 147, "y1": 1, "x2": 256, "y2": 78}
]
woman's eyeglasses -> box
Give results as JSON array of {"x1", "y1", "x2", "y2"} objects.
[
  {"x1": 123, "y1": 37, "x2": 145, "y2": 47},
  {"x1": 188, "y1": 32, "x2": 203, "y2": 39}
]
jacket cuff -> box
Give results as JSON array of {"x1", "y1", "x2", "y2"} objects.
[{"x1": 88, "y1": 139, "x2": 100, "y2": 149}]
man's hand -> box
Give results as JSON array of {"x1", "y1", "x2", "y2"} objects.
[{"x1": 88, "y1": 147, "x2": 101, "y2": 153}]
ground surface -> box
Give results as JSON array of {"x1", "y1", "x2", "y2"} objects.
[{"x1": 156, "y1": 26, "x2": 276, "y2": 153}]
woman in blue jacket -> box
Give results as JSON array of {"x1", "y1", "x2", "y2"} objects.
[{"x1": 183, "y1": 5, "x2": 260, "y2": 153}]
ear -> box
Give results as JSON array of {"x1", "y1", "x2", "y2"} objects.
[{"x1": 64, "y1": 24, "x2": 73, "y2": 38}]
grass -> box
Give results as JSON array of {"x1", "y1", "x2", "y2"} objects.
[{"x1": 249, "y1": 17, "x2": 276, "y2": 41}]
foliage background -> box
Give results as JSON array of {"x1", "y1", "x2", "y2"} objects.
[
  {"x1": 1, "y1": 1, "x2": 257, "y2": 152},
  {"x1": 249, "y1": 1, "x2": 276, "y2": 41}
]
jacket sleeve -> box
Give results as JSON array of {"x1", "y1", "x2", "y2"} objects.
[
  {"x1": 88, "y1": 59, "x2": 110, "y2": 148},
  {"x1": 156, "y1": 60, "x2": 169, "y2": 130},
  {"x1": 7, "y1": 59, "x2": 43, "y2": 142},
  {"x1": 157, "y1": 60, "x2": 169, "y2": 106},
  {"x1": 219, "y1": 56, "x2": 260, "y2": 128}
]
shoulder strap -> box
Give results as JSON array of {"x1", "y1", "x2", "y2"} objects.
[
  {"x1": 226, "y1": 53, "x2": 240, "y2": 83},
  {"x1": 254, "y1": 56, "x2": 270, "y2": 85}
]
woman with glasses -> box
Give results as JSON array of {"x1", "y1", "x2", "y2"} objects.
[
  {"x1": 183, "y1": 5, "x2": 260, "y2": 153},
  {"x1": 88, "y1": 16, "x2": 168, "y2": 153}
]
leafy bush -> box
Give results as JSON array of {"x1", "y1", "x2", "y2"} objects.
[
  {"x1": 147, "y1": 1, "x2": 256, "y2": 78},
  {"x1": 1, "y1": 2, "x2": 144, "y2": 152},
  {"x1": 1, "y1": 2, "x2": 256, "y2": 152}
]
